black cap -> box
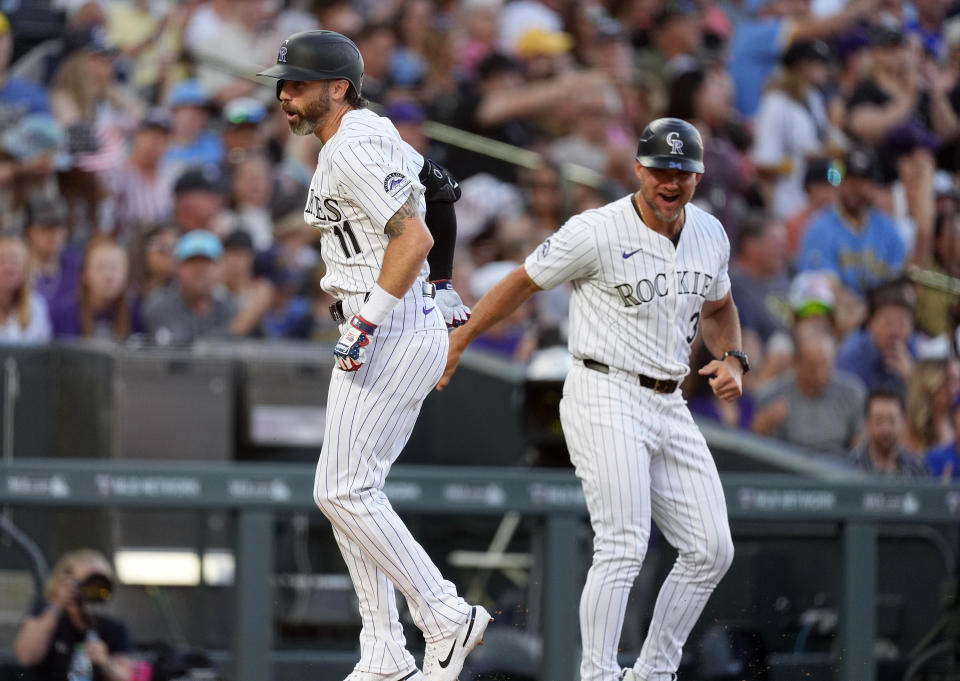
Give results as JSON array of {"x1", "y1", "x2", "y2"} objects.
[
  {"x1": 24, "y1": 194, "x2": 67, "y2": 228},
  {"x1": 477, "y1": 52, "x2": 521, "y2": 80},
  {"x1": 138, "y1": 107, "x2": 172, "y2": 132},
  {"x1": 781, "y1": 39, "x2": 832, "y2": 68},
  {"x1": 222, "y1": 230, "x2": 254, "y2": 252},
  {"x1": 869, "y1": 24, "x2": 905, "y2": 47},
  {"x1": 257, "y1": 30, "x2": 364, "y2": 100},
  {"x1": 804, "y1": 157, "x2": 843, "y2": 188},
  {"x1": 173, "y1": 166, "x2": 226, "y2": 195},
  {"x1": 843, "y1": 146, "x2": 878, "y2": 181}
]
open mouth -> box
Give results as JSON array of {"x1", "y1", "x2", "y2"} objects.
[{"x1": 658, "y1": 192, "x2": 681, "y2": 208}]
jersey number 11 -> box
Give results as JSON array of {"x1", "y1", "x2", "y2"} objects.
[{"x1": 334, "y1": 222, "x2": 362, "y2": 257}]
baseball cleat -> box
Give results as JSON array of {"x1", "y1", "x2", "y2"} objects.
[
  {"x1": 422, "y1": 605, "x2": 493, "y2": 681},
  {"x1": 344, "y1": 668, "x2": 423, "y2": 681}
]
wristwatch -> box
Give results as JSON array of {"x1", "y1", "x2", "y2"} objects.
[{"x1": 722, "y1": 350, "x2": 750, "y2": 374}]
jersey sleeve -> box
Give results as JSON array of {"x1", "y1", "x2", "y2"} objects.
[
  {"x1": 523, "y1": 216, "x2": 599, "y2": 290},
  {"x1": 332, "y1": 136, "x2": 426, "y2": 232}
]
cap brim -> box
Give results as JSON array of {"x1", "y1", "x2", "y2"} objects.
[{"x1": 636, "y1": 155, "x2": 704, "y2": 173}]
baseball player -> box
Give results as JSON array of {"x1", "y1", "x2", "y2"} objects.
[
  {"x1": 258, "y1": 31, "x2": 489, "y2": 681},
  {"x1": 439, "y1": 118, "x2": 746, "y2": 681}
]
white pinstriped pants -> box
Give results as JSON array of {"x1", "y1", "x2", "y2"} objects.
[
  {"x1": 313, "y1": 289, "x2": 469, "y2": 675},
  {"x1": 560, "y1": 364, "x2": 734, "y2": 681}
]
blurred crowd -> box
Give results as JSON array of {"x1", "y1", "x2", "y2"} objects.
[{"x1": 0, "y1": 0, "x2": 959, "y2": 476}]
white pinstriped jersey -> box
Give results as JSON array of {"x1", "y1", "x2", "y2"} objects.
[
  {"x1": 303, "y1": 108, "x2": 428, "y2": 299},
  {"x1": 524, "y1": 197, "x2": 730, "y2": 381}
]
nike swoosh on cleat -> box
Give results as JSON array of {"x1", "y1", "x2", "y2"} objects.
[
  {"x1": 622, "y1": 248, "x2": 643, "y2": 259},
  {"x1": 461, "y1": 607, "x2": 477, "y2": 645},
  {"x1": 437, "y1": 638, "x2": 457, "y2": 669},
  {"x1": 422, "y1": 305, "x2": 435, "y2": 315}
]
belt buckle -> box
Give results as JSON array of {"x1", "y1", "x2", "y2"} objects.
[
  {"x1": 653, "y1": 379, "x2": 666, "y2": 393},
  {"x1": 422, "y1": 281, "x2": 436, "y2": 298},
  {"x1": 329, "y1": 301, "x2": 346, "y2": 323}
]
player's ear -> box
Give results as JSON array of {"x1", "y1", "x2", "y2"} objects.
[
  {"x1": 330, "y1": 78, "x2": 350, "y2": 102},
  {"x1": 633, "y1": 160, "x2": 644, "y2": 182},
  {"x1": 694, "y1": 172, "x2": 703, "y2": 186}
]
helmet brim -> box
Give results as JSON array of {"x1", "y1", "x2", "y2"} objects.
[
  {"x1": 636, "y1": 155, "x2": 704, "y2": 174},
  {"x1": 256, "y1": 64, "x2": 330, "y2": 81}
]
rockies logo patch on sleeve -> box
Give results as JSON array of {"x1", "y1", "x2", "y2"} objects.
[{"x1": 383, "y1": 172, "x2": 408, "y2": 196}]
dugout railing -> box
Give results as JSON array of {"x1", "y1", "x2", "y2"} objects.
[{"x1": 2, "y1": 459, "x2": 959, "y2": 681}]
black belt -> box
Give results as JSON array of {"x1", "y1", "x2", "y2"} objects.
[
  {"x1": 329, "y1": 282, "x2": 436, "y2": 323},
  {"x1": 582, "y1": 359, "x2": 679, "y2": 394}
]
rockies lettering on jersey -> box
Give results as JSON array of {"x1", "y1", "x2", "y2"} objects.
[
  {"x1": 303, "y1": 108, "x2": 428, "y2": 300},
  {"x1": 524, "y1": 197, "x2": 730, "y2": 381}
]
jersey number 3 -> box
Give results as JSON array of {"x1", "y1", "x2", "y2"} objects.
[
  {"x1": 334, "y1": 222, "x2": 362, "y2": 258},
  {"x1": 686, "y1": 312, "x2": 700, "y2": 344}
]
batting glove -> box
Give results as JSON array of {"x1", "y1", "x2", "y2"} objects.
[
  {"x1": 333, "y1": 315, "x2": 377, "y2": 371},
  {"x1": 433, "y1": 280, "x2": 471, "y2": 329}
]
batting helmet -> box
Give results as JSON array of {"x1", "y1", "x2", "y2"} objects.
[
  {"x1": 257, "y1": 30, "x2": 364, "y2": 100},
  {"x1": 635, "y1": 117, "x2": 705, "y2": 174}
]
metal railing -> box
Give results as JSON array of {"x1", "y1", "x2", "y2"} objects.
[{"x1": 3, "y1": 459, "x2": 960, "y2": 681}]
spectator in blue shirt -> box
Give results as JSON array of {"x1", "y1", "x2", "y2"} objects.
[
  {"x1": 925, "y1": 394, "x2": 960, "y2": 481},
  {"x1": 160, "y1": 80, "x2": 223, "y2": 186},
  {"x1": 0, "y1": 12, "x2": 50, "y2": 130},
  {"x1": 836, "y1": 278, "x2": 918, "y2": 398},
  {"x1": 797, "y1": 145, "x2": 906, "y2": 297},
  {"x1": 727, "y1": 0, "x2": 876, "y2": 117}
]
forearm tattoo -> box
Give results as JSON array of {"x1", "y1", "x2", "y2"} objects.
[{"x1": 384, "y1": 193, "x2": 419, "y2": 239}]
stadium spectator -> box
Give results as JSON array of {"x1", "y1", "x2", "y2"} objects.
[
  {"x1": 0, "y1": 232, "x2": 52, "y2": 344},
  {"x1": 728, "y1": 0, "x2": 876, "y2": 117},
  {"x1": 0, "y1": 12, "x2": 50, "y2": 127},
  {"x1": 0, "y1": 115, "x2": 65, "y2": 232},
  {"x1": 906, "y1": 357, "x2": 960, "y2": 453},
  {"x1": 222, "y1": 154, "x2": 274, "y2": 250},
  {"x1": 752, "y1": 321, "x2": 865, "y2": 455},
  {"x1": 13, "y1": 549, "x2": 133, "y2": 681},
  {"x1": 130, "y1": 223, "x2": 178, "y2": 301},
  {"x1": 189, "y1": 0, "x2": 269, "y2": 105},
  {"x1": 23, "y1": 194, "x2": 81, "y2": 313},
  {"x1": 784, "y1": 157, "x2": 841, "y2": 258},
  {"x1": 51, "y1": 238, "x2": 138, "y2": 339},
  {"x1": 848, "y1": 387, "x2": 926, "y2": 477},
  {"x1": 925, "y1": 394, "x2": 960, "y2": 481},
  {"x1": 110, "y1": 108, "x2": 173, "y2": 242},
  {"x1": 797, "y1": 145, "x2": 906, "y2": 298},
  {"x1": 220, "y1": 230, "x2": 272, "y2": 338},
  {"x1": 916, "y1": 211, "x2": 960, "y2": 338},
  {"x1": 160, "y1": 80, "x2": 223, "y2": 185},
  {"x1": 143, "y1": 229, "x2": 236, "y2": 345},
  {"x1": 836, "y1": 279, "x2": 918, "y2": 397},
  {"x1": 665, "y1": 61, "x2": 748, "y2": 229},
  {"x1": 169, "y1": 166, "x2": 226, "y2": 235},
  {"x1": 458, "y1": 0, "x2": 502, "y2": 78},
  {"x1": 634, "y1": 1, "x2": 702, "y2": 97},
  {"x1": 221, "y1": 97, "x2": 268, "y2": 165},
  {"x1": 387, "y1": 100, "x2": 430, "y2": 156},
  {"x1": 846, "y1": 25, "x2": 957, "y2": 178},
  {"x1": 730, "y1": 212, "x2": 791, "y2": 350},
  {"x1": 752, "y1": 39, "x2": 835, "y2": 220}
]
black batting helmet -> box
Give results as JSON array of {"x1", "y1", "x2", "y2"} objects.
[
  {"x1": 636, "y1": 117, "x2": 705, "y2": 173},
  {"x1": 257, "y1": 30, "x2": 364, "y2": 101}
]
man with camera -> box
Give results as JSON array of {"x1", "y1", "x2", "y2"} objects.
[{"x1": 14, "y1": 549, "x2": 134, "y2": 681}]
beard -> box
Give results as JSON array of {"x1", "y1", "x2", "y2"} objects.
[{"x1": 284, "y1": 86, "x2": 331, "y2": 136}]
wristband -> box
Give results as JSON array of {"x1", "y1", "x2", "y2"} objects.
[{"x1": 357, "y1": 284, "x2": 401, "y2": 326}]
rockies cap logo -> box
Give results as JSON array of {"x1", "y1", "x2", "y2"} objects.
[
  {"x1": 278, "y1": 44, "x2": 288, "y2": 63},
  {"x1": 666, "y1": 131, "x2": 683, "y2": 155}
]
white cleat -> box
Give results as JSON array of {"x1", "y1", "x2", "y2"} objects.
[
  {"x1": 344, "y1": 669, "x2": 423, "y2": 681},
  {"x1": 422, "y1": 605, "x2": 493, "y2": 681}
]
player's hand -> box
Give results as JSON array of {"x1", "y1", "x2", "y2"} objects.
[
  {"x1": 698, "y1": 357, "x2": 743, "y2": 402},
  {"x1": 436, "y1": 327, "x2": 468, "y2": 391},
  {"x1": 333, "y1": 315, "x2": 376, "y2": 371},
  {"x1": 432, "y1": 280, "x2": 471, "y2": 329}
]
